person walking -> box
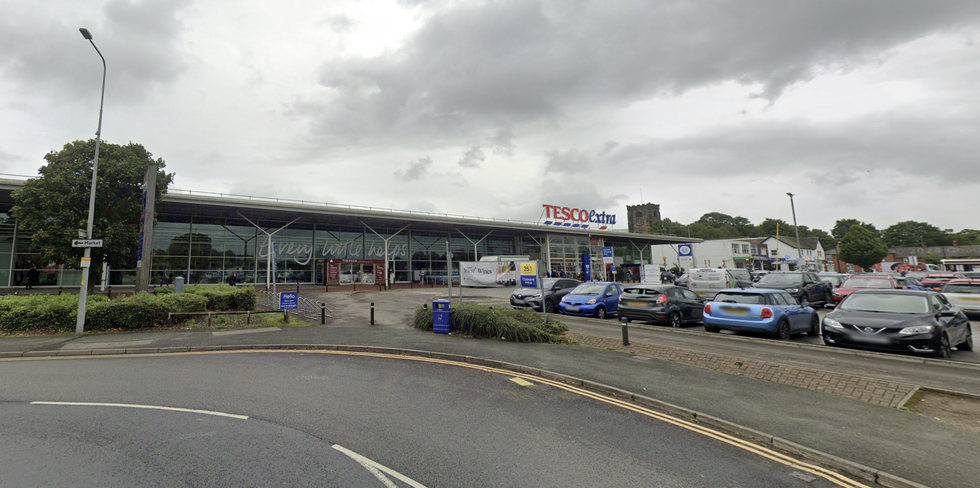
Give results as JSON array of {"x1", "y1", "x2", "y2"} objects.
[
  {"x1": 228, "y1": 272, "x2": 239, "y2": 286},
  {"x1": 26, "y1": 264, "x2": 40, "y2": 289}
]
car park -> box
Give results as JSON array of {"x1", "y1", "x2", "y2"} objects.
[
  {"x1": 822, "y1": 289, "x2": 973, "y2": 359},
  {"x1": 941, "y1": 279, "x2": 980, "y2": 318},
  {"x1": 920, "y1": 272, "x2": 966, "y2": 291},
  {"x1": 618, "y1": 284, "x2": 705, "y2": 327},
  {"x1": 703, "y1": 288, "x2": 819, "y2": 339},
  {"x1": 831, "y1": 276, "x2": 902, "y2": 305},
  {"x1": 896, "y1": 276, "x2": 931, "y2": 291},
  {"x1": 752, "y1": 271, "x2": 832, "y2": 308},
  {"x1": 817, "y1": 272, "x2": 847, "y2": 288},
  {"x1": 510, "y1": 278, "x2": 582, "y2": 313},
  {"x1": 559, "y1": 281, "x2": 623, "y2": 319},
  {"x1": 687, "y1": 268, "x2": 753, "y2": 300}
]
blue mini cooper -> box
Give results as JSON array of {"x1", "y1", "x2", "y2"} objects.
[{"x1": 703, "y1": 288, "x2": 819, "y2": 340}]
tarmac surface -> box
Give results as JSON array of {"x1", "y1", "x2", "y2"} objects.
[{"x1": 1, "y1": 284, "x2": 978, "y2": 488}]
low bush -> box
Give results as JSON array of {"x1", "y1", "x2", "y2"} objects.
[
  {"x1": 153, "y1": 285, "x2": 256, "y2": 310},
  {"x1": 86, "y1": 293, "x2": 208, "y2": 331},
  {"x1": 412, "y1": 303, "x2": 569, "y2": 343},
  {"x1": 0, "y1": 286, "x2": 257, "y2": 334}
]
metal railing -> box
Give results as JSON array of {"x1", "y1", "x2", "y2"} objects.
[{"x1": 260, "y1": 290, "x2": 332, "y2": 324}]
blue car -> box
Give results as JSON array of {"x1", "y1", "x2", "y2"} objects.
[
  {"x1": 559, "y1": 281, "x2": 623, "y2": 319},
  {"x1": 703, "y1": 288, "x2": 819, "y2": 340}
]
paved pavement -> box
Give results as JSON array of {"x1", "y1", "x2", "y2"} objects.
[{"x1": 1, "y1": 284, "x2": 977, "y2": 488}]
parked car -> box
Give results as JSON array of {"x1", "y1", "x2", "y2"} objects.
[
  {"x1": 961, "y1": 271, "x2": 980, "y2": 279},
  {"x1": 618, "y1": 284, "x2": 705, "y2": 327},
  {"x1": 752, "y1": 271, "x2": 832, "y2": 307},
  {"x1": 904, "y1": 271, "x2": 929, "y2": 281},
  {"x1": 703, "y1": 288, "x2": 819, "y2": 339},
  {"x1": 822, "y1": 289, "x2": 973, "y2": 359},
  {"x1": 920, "y1": 272, "x2": 966, "y2": 291},
  {"x1": 941, "y1": 279, "x2": 980, "y2": 318},
  {"x1": 896, "y1": 276, "x2": 931, "y2": 291},
  {"x1": 687, "y1": 268, "x2": 753, "y2": 300},
  {"x1": 510, "y1": 278, "x2": 581, "y2": 312},
  {"x1": 558, "y1": 281, "x2": 623, "y2": 319},
  {"x1": 817, "y1": 272, "x2": 847, "y2": 288},
  {"x1": 674, "y1": 273, "x2": 689, "y2": 287},
  {"x1": 750, "y1": 270, "x2": 769, "y2": 282},
  {"x1": 831, "y1": 276, "x2": 902, "y2": 305}
]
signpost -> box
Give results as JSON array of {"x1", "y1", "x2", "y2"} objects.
[
  {"x1": 519, "y1": 261, "x2": 548, "y2": 319},
  {"x1": 72, "y1": 239, "x2": 104, "y2": 248}
]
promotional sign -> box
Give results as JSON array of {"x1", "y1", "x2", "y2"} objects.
[
  {"x1": 582, "y1": 254, "x2": 592, "y2": 281},
  {"x1": 279, "y1": 292, "x2": 298, "y2": 310},
  {"x1": 602, "y1": 246, "x2": 613, "y2": 264},
  {"x1": 519, "y1": 261, "x2": 538, "y2": 288},
  {"x1": 461, "y1": 262, "x2": 503, "y2": 287},
  {"x1": 678, "y1": 243, "x2": 694, "y2": 267}
]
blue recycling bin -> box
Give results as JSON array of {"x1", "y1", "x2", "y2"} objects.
[{"x1": 432, "y1": 300, "x2": 451, "y2": 334}]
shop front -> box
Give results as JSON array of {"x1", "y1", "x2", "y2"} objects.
[{"x1": 322, "y1": 259, "x2": 385, "y2": 286}]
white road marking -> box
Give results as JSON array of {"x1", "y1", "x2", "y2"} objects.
[
  {"x1": 30, "y1": 401, "x2": 249, "y2": 419},
  {"x1": 212, "y1": 327, "x2": 280, "y2": 336},
  {"x1": 332, "y1": 444, "x2": 428, "y2": 488}
]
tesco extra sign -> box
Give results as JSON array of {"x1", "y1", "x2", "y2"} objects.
[{"x1": 542, "y1": 204, "x2": 617, "y2": 230}]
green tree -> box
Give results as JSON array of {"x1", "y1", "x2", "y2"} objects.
[
  {"x1": 695, "y1": 212, "x2": 755, "y2": 236},
  {"x1": 831, "y1": 219, "x2": 878, "y2": 242},
  {"x1": 11, "y1": 139, "x2": 174, "y2": 283},
  {"x1": 650, "y1": 218, "x2": 690, "y2": 236},
  {"x1": 838, "y1": 226, "x2": 888, "y2": 270},
  {"x1": 882, "y1": 221, "x2": 951, "y2": 247},
  {"x1": 951, "y1": 229, "x2": 980, "y2": 245},
  {"x1": 755, "y1": 218, "x2": 793, "y2": 238}
]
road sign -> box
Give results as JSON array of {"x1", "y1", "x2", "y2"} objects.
[
  {"x1": 279, "y1": 292, "x2": 298, "y2": 310},
  {"x1": 519, "y1": 261, "x2": 538, "y2": 288},
  {"x1": 72, "y1": 239, "x2": 103, "y2": 248}
]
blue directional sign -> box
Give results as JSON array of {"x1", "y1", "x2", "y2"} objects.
[{"x1": 279, "y1": 291, "x2": 298, "y2": 310}]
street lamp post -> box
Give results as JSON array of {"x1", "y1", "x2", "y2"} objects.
[
  {"x1": 76, "y1": 27, "x2": 106, "y2": 334},
  {"x1": 786, "y1": 192, "x2": 803, "y2": 269}
]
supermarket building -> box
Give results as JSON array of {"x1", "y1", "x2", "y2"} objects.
[{"x1": 0, "y1": 178, "x2": 694, "y2": 288}]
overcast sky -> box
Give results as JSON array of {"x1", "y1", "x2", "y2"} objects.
[{"x1": 3, "y1": 0, "x2": 979, "y2": 234}]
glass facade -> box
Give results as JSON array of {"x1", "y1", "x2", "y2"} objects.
[{"x1": 0, "y1": 192, "x2": 683, "y2": 288}]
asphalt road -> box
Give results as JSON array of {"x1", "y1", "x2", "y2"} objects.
[{"x1": 1, "y1": 353, "x2": 866, "y2": 488}]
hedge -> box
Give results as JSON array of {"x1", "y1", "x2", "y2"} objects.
[
  {"x1": 412, "y1": 303, "x2": 570, "y2": 343},
  {"x1": 0, "y1": 286, "x2": 257, "y2": 334}
]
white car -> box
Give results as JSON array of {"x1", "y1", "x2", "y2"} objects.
[{"x1": 942, "y1": 279, "x2": 980, "y2": 317}]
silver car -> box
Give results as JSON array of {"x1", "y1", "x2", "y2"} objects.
[{"x1": 942, "y1": 279, "x2": 980, "y2": 317}]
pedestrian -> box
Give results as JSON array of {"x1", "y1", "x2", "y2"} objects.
[
  {"x1": 26, "y1": 264, "x2": 39, "y2": 289},
  {"x1": 160, "y1": 268, "x2": 171, "y2": 287},
  {"x1": 228, "y1": 272, "x2": 239, "y2": 286}
]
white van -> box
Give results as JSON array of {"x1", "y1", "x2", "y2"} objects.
[{"x1": 687, "y1": 268, "x2": 752, "y2": 299}]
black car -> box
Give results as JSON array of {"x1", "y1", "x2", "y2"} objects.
[
  {"x1": 753, "y1": 271, "x2": 832, "y2": 307},
  {"x1": 617, "y1": 284, "x2": 705, "y2": 327},
  {"x1": 821, "y1": 289, "x2": 973, "y2": 359},
  {"x1": 510, "y1": 278, "x2": 581, "y2": 313}
]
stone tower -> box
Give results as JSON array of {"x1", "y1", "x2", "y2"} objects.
[{"x1": 627, "y1": 203, "x2": 662, "y2": 234}]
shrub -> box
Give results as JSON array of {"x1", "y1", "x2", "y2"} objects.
[
  {"x1": 153, "y1": 285, "x2": 256, "y2": 310},
  {"x1": 412, "y1": 303, "x2": 569, "y2": 343},
  {"x1": 86, "y1": 292, "x2": 208, "y2": 330},
  {"x1": 0, "y1": 294, "x2": 91, "y2": 333}
]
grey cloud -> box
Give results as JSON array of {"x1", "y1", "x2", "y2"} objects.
[
  {"x1": 457, "y1": 146, "x2": 485, "y2": 168},
  {"x1": 294, "y1": 0, "x2": 980, "y2": 150},
  {"x1": 544, "y1": 149, "x2": 592, "y2": 175},
  {"x1": 0, "y1": 0, "x2": 190, "y2": 105},
  {"x1": 394, "y1": 156, "x2": 433, "y2": 181},
  {"x1": 491, "y1": 128, "x2": 516, "y2": 156},
  {"x1": 328, "y1": 14, "x2": 357, "y2": 33}
]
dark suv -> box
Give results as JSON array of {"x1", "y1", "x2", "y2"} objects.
[
  {"x1": 753, "y1": 271, "x2": 832, "y2": 307},
  {"x1": 510, "y1": 278, "x2": 582, "y2": 313}
]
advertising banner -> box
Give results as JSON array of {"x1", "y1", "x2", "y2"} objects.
[
  {"x1": 519, "y1": 261, "x2": 539, "y2": 288},
  {"x1": 461, "y1": 262, "x2": 502, "y2": 287},
  {"x1": 602, "y1": 246, "x2": 613, "y2": 264},
  {"x1": 678, "y1": 243, "x2": 694, "y2": 268}
]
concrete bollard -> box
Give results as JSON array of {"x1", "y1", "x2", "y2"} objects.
[{"x1": 621, "y1": 316, "x2": 630, "y2": 346}]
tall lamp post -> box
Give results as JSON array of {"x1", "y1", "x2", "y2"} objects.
[
  {"x1": 76, "y1": 27, "x2": 106, "y2": 334},
  {"x1": 786, "y1": 192, "x2": 803, "y2": 269}
]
